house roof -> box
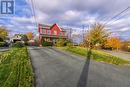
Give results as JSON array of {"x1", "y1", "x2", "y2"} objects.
[{"x1": 39, "y1": 23, "x2": 66, "y2": 32}]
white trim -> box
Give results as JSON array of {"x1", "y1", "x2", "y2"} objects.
[{"x1": 55, "y1": 23, "x2": 62, "y2": 31}]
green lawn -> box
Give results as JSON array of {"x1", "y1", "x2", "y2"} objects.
[
  {"x1": 59, "y1": 47, "x2": 130, "y2": 65},
  {"x1": 0, "y1": 47, "x2": 34, "y2": 87}
]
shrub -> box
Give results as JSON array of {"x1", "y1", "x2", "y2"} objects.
[
  {"x1": 42, "y1": 41, "x2": 53, "y2": 46},
  {"x1": 67, "y1": 42, "x2": 73, "y2": 48},
  {"x1": 0, "y1": 42, "x2": 5, "y2": 47},
  {"x1": 56, "y1": 39, "x2": 71, "y2": 47},
  {"x1": 56, "y1": 39, "x2": 65, "y2": 47},
  {"x1": 11, "y1": 42, "x2": 25, "y2": 48},
  {"x1": 121, "y1": 42, "x2": 130, "y2": 52}
]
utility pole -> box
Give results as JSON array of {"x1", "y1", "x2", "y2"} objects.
[
  {"x1": 82, "y1": 25, "x2": 85, "y2": 42},
  {"x1": 70, "y1": 28, "x2": 72, "y2": 41}
]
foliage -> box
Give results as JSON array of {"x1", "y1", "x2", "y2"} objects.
[
  {"x1": 0, "y1": 47, "x2": 34, "y2": 87},
  {"x1": 105, "y1": 37, "x2": 122, "y2": 50},
  {"x1": 0, "y1": 27, "x2": 8, "y2": 41},
  {"x1": 79, "y1": 42, "x2": 86, "y2": 47},
  {"x1": 56, "y1": 38, "x2": 71, "y2": 47},
  {"x1": 11, "y1": 42, "x2": 25, "y2": 48},
  {"x1": 0, "y1": 38, "x2": 4, "y2": 42},
  {"x1": 26, "y1": 32, "x2": 33, "y2": 40},
  {"x1": 21, "y1": 34, "x2": 28, "y2": 42},
  {"x1": 121, "y1": 41, "x2": 130, "y2": 52},
  {"x1": 42, "y1": 41, "x2": 53, "y2": 46},
  {"x1": 0, "y1": 42, "x2": 5, "y2": 47},
  {"x1": 61, "y1": 47, "x2": 130, "y2": 65},
  {"x1": 84, "y1": 23, "x2": 110, "y2": 48},
  {"x1": 66, "y1": 42, "x2": 73, "y2": 48},
  {"x1": 0, "y1": 42, "x2": 9, "y2": 47},
  {"x1": 56, "y1": 38, "x2": 65, "y2": 47}
]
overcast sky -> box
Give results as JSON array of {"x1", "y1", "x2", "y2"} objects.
[{"x1": 0, "y1": 0, "x2": 130, "y2": 40}]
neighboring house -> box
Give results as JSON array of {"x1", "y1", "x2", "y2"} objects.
[
  {"x1": 38, "y1": 23, "x2": 68, "y2": 44},
  {"x1": 11, "y1": 34, "x2": 28, "y2": 43}
]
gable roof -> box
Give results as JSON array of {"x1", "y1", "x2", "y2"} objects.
[{"x1": 39, "y1": 23, "x2": 66, "y2": 32}]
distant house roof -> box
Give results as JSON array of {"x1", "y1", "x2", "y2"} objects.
[{"x1": 39, "y1": 23, "x2": 66, "y2": 32}]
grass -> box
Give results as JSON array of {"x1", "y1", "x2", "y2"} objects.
[
  {"x1": 59, "y1": 47, "x2": 130, "y2": 65},
  {"x1": 0, "y1": 47, "x2": 34, "y2": 87}
]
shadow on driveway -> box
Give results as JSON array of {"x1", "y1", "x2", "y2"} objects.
[{"x1": 77, "y1": 49, "x2": 92, "y2": 87}]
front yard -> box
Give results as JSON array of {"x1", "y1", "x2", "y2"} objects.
[
  {"x1": 0, "y1": 47, "x2": 34, "y2": 87},
  {"x1": 58, "y1": 47, "x2": 130, "y2": 65}
]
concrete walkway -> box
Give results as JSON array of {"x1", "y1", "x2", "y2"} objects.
[{"x1": 29, "y1": 47, "x2": 130, "y2": 87}]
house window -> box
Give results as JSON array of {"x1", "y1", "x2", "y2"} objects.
[
  {"x1": 47, "y1": 30, "x2": 51, "y2": 35},
  {"x1": 59, "y1": 32, "x2": 63, "y2": 36},
  {"x1": 42, "y1": 29, "x2": 46, "y2": 34},
  {"x1": 53, "y1": 30, "x2": 57, "y2": 35},
  {"x1": 64, "y1": 32, "x2": 67, "y2": 36}
]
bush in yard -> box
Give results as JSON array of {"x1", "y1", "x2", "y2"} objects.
[
  {"x1": 56, "y1": 39, "x2": 71, "y2": 47},
  {"x1": 67, "y1": 42, "x2": 73, "y2": 48},
  {"x1": 42, "y1": 41, "x2": 53, "y2": 46},
  {"x1": 0, "y1": 42, "x2": 5, "y2": 47},
  {"x1": 121, "y1": 41, "x2": 130, "y2": 52},
  {"x1": 56, "y1": 38, "x2": 65, "y2": 47},
  {"x1": 11, "y1": 42, "x2": 25, "y2": 48}
]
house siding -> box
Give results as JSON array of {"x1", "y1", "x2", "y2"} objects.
[{"x1": 38, "y1": 23, "x2": 67, "y2": 45}]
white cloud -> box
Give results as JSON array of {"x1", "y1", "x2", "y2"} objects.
[
  {"x1": 62, "y1": 10, "x2": 81, "y2": 21},
  {"x1": 119, "y1": 28, "x2": 130, "y2": 32},
  {"x1": 11, "y1": 16, "x2": 35, "y2": 24},
  {"x1": 1, "y1": 0, "x2": 130, "y2": 40}
]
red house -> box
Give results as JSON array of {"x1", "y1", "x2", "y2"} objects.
[{"x1": 38, "y1": 23, "x2": 68, "y2": 45}]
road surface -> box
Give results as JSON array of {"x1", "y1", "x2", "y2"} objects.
[{"x1": 29, "y1": 47, "x2": 130, "y2": 87}]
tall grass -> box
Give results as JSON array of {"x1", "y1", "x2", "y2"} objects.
[
  {"x1": 61, "y1": 47, "x2": 130, "y2": 65},
  {"x1": 0, "y1": 47, "x2": 34, "y2": 87}
]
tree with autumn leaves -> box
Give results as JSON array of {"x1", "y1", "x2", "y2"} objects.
[
  {"x1": 26, "y1": 32, "x2": 33, "y2": 40},
  {"x1": 105, "y1": 37, "x2": 122, "y2": 50},
  {"x1": 84, "y1": 23, "x2": 122, "y2": 51},
  {"x1": 84, "y1": 23, "x2": 110, "y2": 49},
  {"x1": 0, "y1": 27, "x2": 8, "y2": 41}
]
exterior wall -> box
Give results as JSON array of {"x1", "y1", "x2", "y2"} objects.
[
  {"x1": 51, "y1": 24, "x2": 61, "y2": 36},
  {"x1": 38, "y1": 24, "x2": 67, "y2": 46},
  {"x1": 38, "y1": 24, "x2": 66, "y2": 37}
]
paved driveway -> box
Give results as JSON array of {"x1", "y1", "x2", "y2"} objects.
[{"x1": 29, "y1": 47, "x2": 130, "y2": 87}]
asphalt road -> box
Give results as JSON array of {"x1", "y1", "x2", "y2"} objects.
[{"x1": 29, "y1": 47, "x2": 130, "y2": 87}]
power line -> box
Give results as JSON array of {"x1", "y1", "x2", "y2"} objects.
[
  {"x1": 103, "y1": 6, "x2": 130, "y2": 25},
  {"x1": 30, "y1": 0, "x2": 38, "y2": 30}
]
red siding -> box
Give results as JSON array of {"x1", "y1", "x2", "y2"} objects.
[
  {"x1": 51, "y1": 24, "x2": 61, "y2": 36},
  {"x1": 38, "y1": 24, "x2": 43, "y2": 34},
  {"x1": 38, "y1": 23, "x2": 66, "y2": 37}
]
